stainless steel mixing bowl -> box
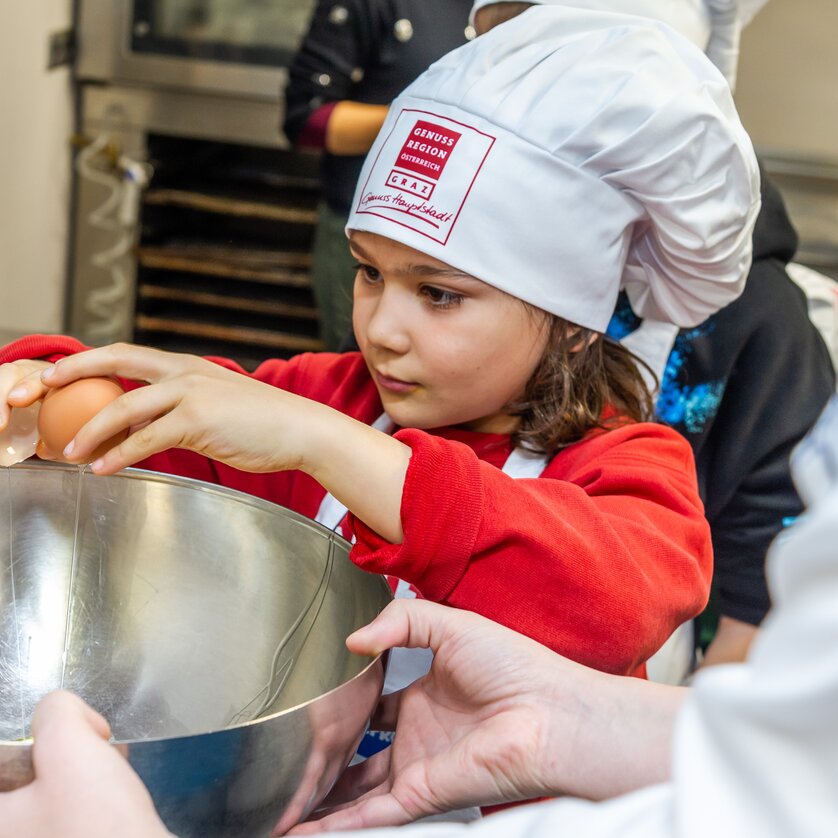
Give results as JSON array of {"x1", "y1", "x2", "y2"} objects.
[{"x1": 0, "y1": 462, "x2": 391, "y2": 836}]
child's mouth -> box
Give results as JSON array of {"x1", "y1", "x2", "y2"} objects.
[{"x1": 375, "y1": 371, "x2": 418, "y2": 394}]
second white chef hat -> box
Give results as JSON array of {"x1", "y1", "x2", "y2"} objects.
[{"x1": 470, "y1": 0, "x2": 769, "y2": 88}]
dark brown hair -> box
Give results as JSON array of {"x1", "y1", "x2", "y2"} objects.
[{"x1": 509, "y1": 313, "x2": 655, "y2": 457}]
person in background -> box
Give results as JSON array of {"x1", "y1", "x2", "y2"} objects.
[
  {"x1": 2, "y1": 6, "x2": 758, "y2": 712},
  {"x1": 284, "y1": 0, "x2": 474, "y2": 350},
  {"x1": 472, "y1": 0, "x2": 836, "y2": 674},
  {"x1": 3, "y1": 396, "x2": 838, "y2": 838}
]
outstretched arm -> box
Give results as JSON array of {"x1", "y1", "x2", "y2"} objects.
[{"x1": 32, "y1": 344, "x2": 412, "y2": 545}]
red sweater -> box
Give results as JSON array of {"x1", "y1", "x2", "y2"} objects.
[{"x1": 2, "y1": 336, "x2": 712, "y2": 676}]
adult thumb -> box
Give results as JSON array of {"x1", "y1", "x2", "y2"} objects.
[{"x1": 346, "y1": 599, "x2": 483, "y2": 658}]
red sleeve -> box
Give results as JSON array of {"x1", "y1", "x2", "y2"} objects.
[
  {"x1": 0, "y1": 334, "x2": 305, "y2": 390},
  {"x1": 349, "y1": 423, "x2": 712, "y2": 676},
  {"x1": 0, "y1": 334, "x2": 89, "y2": 365},
  {"x1": 297, "y1": 102, "x2": 339, "y2": 150}
]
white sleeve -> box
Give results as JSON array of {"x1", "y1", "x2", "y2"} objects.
[
  {"x1": 318, "y1": 785, "x2": 675, "y2": 838},
  {"x1": 671, "y1": 482, "x2": 838, "y2": 838}
]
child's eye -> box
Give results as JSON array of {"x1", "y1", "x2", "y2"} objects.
[
  {"x1": 354, "y1": 263, "x2": 381, "y2": 283},
  {"x1": 421, "y1": 285, "x2": 464, "y2": 309}
]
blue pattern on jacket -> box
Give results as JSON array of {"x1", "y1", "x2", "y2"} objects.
[{"x1": 606, "y1": 295, "x2": 725, "y2": 435}]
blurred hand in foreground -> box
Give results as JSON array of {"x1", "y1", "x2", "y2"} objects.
[{"x1": 0, "y1": 691, "x2": 172, "y2": 838}]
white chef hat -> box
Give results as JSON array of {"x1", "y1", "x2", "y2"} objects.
[
  {"x1": 470, "y1": 0, "x2": 769, "y2": 88},
  {"x1": 347, "y1": 6, "x2": 760, "y2": 331}
]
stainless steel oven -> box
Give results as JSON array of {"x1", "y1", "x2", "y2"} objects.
[
  {"x1": 76, "y1": 0, "x2": 316, "y2": 100},
  {"x1": 69, "y1": 1, "x2": 325, "y2": 364}
]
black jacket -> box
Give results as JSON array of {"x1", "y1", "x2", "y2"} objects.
[
  {"x1": 284, "y1": 0, "x2": 473, "y2": 214},
  {"x1": 610, "y1": 172, "x2": 835, "y2": 627}
]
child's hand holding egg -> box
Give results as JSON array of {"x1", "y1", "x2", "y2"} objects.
[{"x1": 37, "y1": 378, "x2": 129, "y2": 463}]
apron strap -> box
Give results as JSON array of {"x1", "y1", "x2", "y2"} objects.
[{"x1": 502, "y1": 444, "x2": 549, "y2": 478}]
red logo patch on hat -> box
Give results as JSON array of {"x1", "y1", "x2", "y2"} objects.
[
  {"x1": 355, "y1": 109, "x2": 495, "y2": 245},
  {"x1": 386, "y1": 121, "x2": 461, "y2": 200}
]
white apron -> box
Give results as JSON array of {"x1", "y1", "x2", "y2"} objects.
[{"x1": 621, "y1": 318, "x2": 696, "y2": 684}]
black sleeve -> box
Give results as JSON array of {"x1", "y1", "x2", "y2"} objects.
[
  {"x1": 703, "y1": 262, "x2": 835, "y2": 625},
  {"x1": 283, "y1": 0, "x2": 381, "y2": 144}
]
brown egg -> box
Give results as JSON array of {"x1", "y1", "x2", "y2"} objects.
[{"x1": 38, "y1": 377, "x2": 129, "y2": 462}]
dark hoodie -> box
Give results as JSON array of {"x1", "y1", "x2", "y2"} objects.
[{"x1": 608, "y1": 172, "x2": 835, "y2": 630}]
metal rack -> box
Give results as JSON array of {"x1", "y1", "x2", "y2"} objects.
[
  {"x1": 68, "y1": 81, "x2": 326, "y2": 369},
  {"x1": 132, "y1": 135, "x2": 323, "y2": 366},
  {"x1": 68, "y1": 0, "x2": 324, "y2": 368}
]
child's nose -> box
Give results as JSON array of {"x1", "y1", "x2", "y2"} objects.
[{"x1": 365, "y1": 289, "x2": 411, "y2": 355}]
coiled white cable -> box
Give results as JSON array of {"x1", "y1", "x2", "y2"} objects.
[{"x1": 75, "y1": 135, "x2": 151, "y2": 343}]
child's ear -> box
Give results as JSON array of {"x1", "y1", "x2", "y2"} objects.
[{"x1": 569, "y1": 330, "x2": 600, "y2": 354}]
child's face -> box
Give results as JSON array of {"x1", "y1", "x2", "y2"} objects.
[{"x1": 350, "y1": 232, "x2": 549, "y2": 434}]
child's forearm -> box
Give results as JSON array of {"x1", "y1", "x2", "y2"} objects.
[{"x1": 300, "y1": 404, "x2": 411, "y2": 544}]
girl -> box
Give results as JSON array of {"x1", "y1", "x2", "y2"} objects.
[{"x1": 0, "y1": 7, "x2": 759, "y2": 679}]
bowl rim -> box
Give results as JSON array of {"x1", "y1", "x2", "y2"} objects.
[
  {"x1": 9, "y1": 461, "x2": 353, "y2": 545},
  {"x1": 1, "y1": 461, "x2": 393, "y2": 747}
]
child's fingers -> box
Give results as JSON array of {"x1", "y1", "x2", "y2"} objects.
[
  {"x1": 87, "y1": 411, "x2": 185, "y2": 474},
  {"x1": 0, "y1": 363, "x2": 52, "y2": 427},
  {"x1": 35, "y1": 440, "x2": 64, "y2": 463},
  {"x1": 41, "y1": 343, "x2": 191, "y2": 388},
  {"x1": 61, "y1": 381, "x2": 183, "y2": 468},
  {"x1": 6, "y1": 369, "x2": 52, "y2": 405}
]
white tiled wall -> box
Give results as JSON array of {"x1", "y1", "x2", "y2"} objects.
[{"x1": 0, "y1": 1, "x2": 74, "y2": 336}]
